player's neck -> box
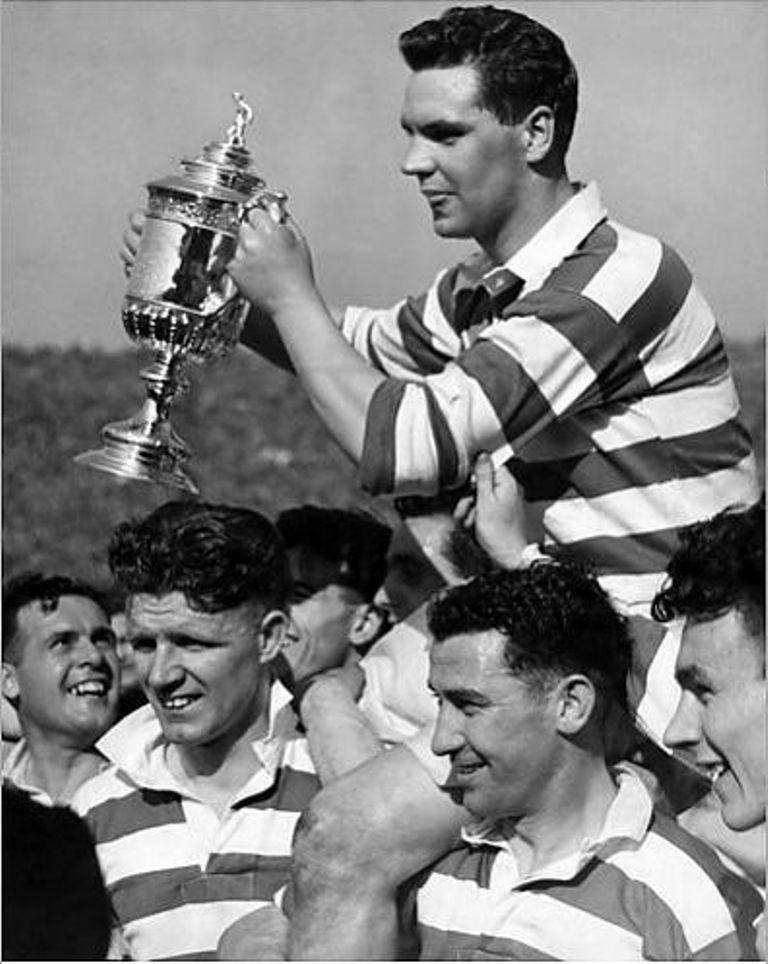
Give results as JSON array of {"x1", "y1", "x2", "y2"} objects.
[
  {"x1": 23, "y1": 730, "x2": 104, "y2": 803},
  {"x1": 507, "y1": 757, "x2": 617, "y2": 876},
  {"x1": 167, "y1": 680, "x2": 272, "y2": 810},
  {"x1": 483, "y1": 174, "x2": 577, "y2": 266}
]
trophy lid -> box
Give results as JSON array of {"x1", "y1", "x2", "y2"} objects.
[{"x1": 148, "y1": 93, "x2": 267, "y2": 202}]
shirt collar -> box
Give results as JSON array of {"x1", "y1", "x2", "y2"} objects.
[
  {"x1": 96, "y1": 680, "x2": 297, "y2": 799},
  {"x1": 461, "y1": 764, "x2": 653, "y2": 878},
  {"x1": 478, "y1": 181, "x2": 606, "y2": 298},
  {"x1": 2, "y1": 738, "x2": 53, "y2": 806},
  {"x1": 2, "y1": 737, "x2": 111, "y2": 807}
]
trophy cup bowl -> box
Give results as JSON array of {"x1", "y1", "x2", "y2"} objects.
[{"x1": 75, "y1": 93, "x2": 286, "y2": 494}]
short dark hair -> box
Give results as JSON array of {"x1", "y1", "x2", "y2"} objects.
[
  {"x1": 276, "y1": 505, "x2": 392, "y2": 602},
  {"x1": 428, "y1": 562, "x2": 630, "y2": 706},
  {"x1": 2, "y1": 784, "x2": 112, "y2": 960},
  {"x1": 399, "y1": 5, "x2": 578, "y2": 159},
  {"x1": 652, "y1": 499, "x2": 765, "y2": 641},
  {"x1": 2, "y1": 572, "x2": 107, "y2": 664},
  {"x1": 108, "y1": 500, "x2": 290, "y2": 614}
]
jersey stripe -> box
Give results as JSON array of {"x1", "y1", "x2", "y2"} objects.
[
  {"x1": 538, "y1": 218, "x2": 618, "y2": 294},
  {"x1": 418, "y1": 923, "x2": 557, "y2": 960},
  {"x1": 605, "y1": 827, "x2": 750, "y2": 953},
  {"x1": 512, "y1": 416, "x2": 754, "y2": 502},
  {"x1": 360, "y1": 379, "x2": 407, "y2": 492},
  {"x1": 396, "y1": 293, "x2": 449, "y2": 375},
  {"x1": 124, "y1": 899, "x2": 268, "y2": 961},
  {"x1": 456, "y1": 339, "x2": 557, "y2": 453},
  {"x1": 640, "y1": 284, "x2": 717, "y2": 386},
  {"x1": 110, "y1": 859, "x2": 289, "y2": 924},
  {"x1": 87, "y1": 787, "x2": 186, "y2": 844},
  {"x1": 518, "y1": 375, "x2": 742, "y2": 463},
  {"x1": 580, "y1": 223, "x2": 664, "y2": 322},
  {"x1": 540, "y1": 454, "x2": 757, "y2": 543}
]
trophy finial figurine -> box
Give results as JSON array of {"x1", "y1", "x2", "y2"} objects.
[
  {"x1": 226, "y1": 92, "x2": 253, "y2": 148},
  {"x1": 75, "y1": 94, "x2": 287, "y2": 494}
]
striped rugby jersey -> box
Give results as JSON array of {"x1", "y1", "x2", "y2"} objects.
[
  {"x1": 342, "y1": 182, "x2": 758, "y2": 747},
  {"x1": 411, "y1": 765, "x2": 761, "y2": 960},
  {"x1": 342, "y1": 182, "x2": 759, "y2": 610},
  {"x1": 71, "y1": 683, "x2": 318, "y2": 961}
]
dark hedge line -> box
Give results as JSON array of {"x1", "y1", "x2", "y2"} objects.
[{"x1": 2, "y1": 339, "x2": 764, "y2": 589}]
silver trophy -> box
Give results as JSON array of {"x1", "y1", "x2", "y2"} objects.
[{"x1": 75, "y1": 93, "x2": 286, "y2": 494}]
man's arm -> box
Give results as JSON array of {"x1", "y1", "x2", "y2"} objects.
[
  {"x1": 288, "y1": 743, "x2": 465, "y2": 960},
  {"x1": 240, "y1": 303, "x2": 349, "y2": 374},
  {"x1": 229, "y1": 211, "x2": 612, "y2": 495},
  {"x1": 229, "y1": 210, "x2": 385, "y2": 463},
  {"x1": 299, "y1": 671, "x2": 384, "y2": 785}
]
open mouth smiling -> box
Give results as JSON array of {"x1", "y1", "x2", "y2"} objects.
[
  {"x1": 67, "y1": 679, "x2": 111, "y2": 698},
  {"x1": 158, "y1": 694, "x2": 201, "y2": 712}
]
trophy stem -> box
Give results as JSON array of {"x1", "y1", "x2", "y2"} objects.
[{"x1": 74, "y1": 347, "x2": 199, "y2": 494}]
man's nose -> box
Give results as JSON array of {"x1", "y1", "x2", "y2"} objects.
[
  {"x1": 73, "y1": 634, "x2": 109, "y2": 667},
  {"x1": 400, "y1": 137, "x2": 435, "y2": 177},
  {"x1": 430, "y1": 703, "x2": 464, "y2": 757},
  {"x1": 663, "y1": 691, "x2": 703, "y2": 751},
  {"x1": 146, "y1": 643, "x2": 184, "y2": 690}
]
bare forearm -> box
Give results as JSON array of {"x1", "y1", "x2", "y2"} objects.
[
  {"x1": 270, "y1": 289, "x2": 385, "y2": 462},
  {"x1": 240, "y1": 302, "x2": 347, "y2": 374},
  {"x1": 301, "y1": 677, "x2": 383, "y2": 785},
  {"x1": 289, "y1": 746, "x2": 465, "y2": 960}
]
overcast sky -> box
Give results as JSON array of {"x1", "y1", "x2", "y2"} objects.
[{"x1": 3, "y1": 0, "x2": 765, "y2": 348}]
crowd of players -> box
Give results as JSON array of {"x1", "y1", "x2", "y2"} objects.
[
  {"x1": 2, "y1": 486, "x2": 764, "y2": 959},
  {"x1": 3, "y1": 4, "x2": 765, "y2": 960}
]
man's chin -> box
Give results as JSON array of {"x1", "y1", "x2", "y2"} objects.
[
  {"x1": 720, "y1": 794, "x2": 764, "y2": 832},
  {"x1": 158, "y1": 719, "x2": 200, "y2": 745},
  {"x1": 67, "y1": 705, "x2": 116, "y2": 738},
  {"x1": 431, "y1": 220, "x2": 470, "y2": 239}
]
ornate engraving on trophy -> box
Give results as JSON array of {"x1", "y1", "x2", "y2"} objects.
[{"x1": 75, "y1": 93, "x2": 287, "y2": 493}]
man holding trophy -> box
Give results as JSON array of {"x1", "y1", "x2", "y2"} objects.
[
  {"x1": 228, "y1": 5, "x2": 760, "y2": 957},
  {"x1": 227, "y1": 2, "x2": 758, "y2": 750},
  {"x1": 115, "y1": 5, "x2": 760, "y2": 958}
]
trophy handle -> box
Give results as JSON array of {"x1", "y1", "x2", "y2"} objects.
[{"x1": 241, "y1": 188, "x2": 288, "y2": 225}]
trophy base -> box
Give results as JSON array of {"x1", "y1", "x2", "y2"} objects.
[{"x1": 75, "y1": 439, "x2": 199, "y2": 495}]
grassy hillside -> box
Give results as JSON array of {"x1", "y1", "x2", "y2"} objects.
[{"x1": 2, "y1": 339, "x2": 764, "y2": 589}]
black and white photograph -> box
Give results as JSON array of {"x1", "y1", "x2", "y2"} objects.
[{"x1": 2, "y1": 1, "x2": 765, "y2": 960}]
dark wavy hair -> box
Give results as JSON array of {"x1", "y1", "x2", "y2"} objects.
[
  {"x1": 652, "y1": 498, "x2": 765, "y2": 639},
  {"x1": 399, "y1": 5, "x2": 578, "y2": 160},
  {"x1": 3, "y1": 572, "x2": 107, "y2": 664},
  {"x1": 276, "y1": 505, "x2": 392, "y2": 602},
  {"x1": 108, "y1": 500, "x2": 289, "y2": 614},
  {"x1": 428, "y1": 562, "x2": 630, "y2": 707}
]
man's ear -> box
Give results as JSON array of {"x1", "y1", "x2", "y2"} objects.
[
  {"x1": 257, "y1": 610, "x2": 289, "y2": 664},
  {"x1": 521, "y1": 105, "x2": 556, "y2": 164},
  {"x1": 1, "y1": 662, "x2": 20, "y2": 704},
  {"x1": 554, "y1": 674, "x2": 596, "y2": 736},
  {"x1": 349, "y1": 604, "x2": 386, "y2": 648}
]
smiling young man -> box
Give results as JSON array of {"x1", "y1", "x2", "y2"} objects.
[
  {"x1": 70, "y1": 500, "x2": 319, "y2": 962},
  {"x1": 654, "y1": 499, "x2": 765, "y2": 941},
  {"x1": 655, "y1": 500, "x2": 765, "y2": 832},
  {"x1": 405, "y1": 564, "x2": 760, "y2": 961},
  {"x1": 2, "y1": 572, "x2": 119, "y2": 805}
]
